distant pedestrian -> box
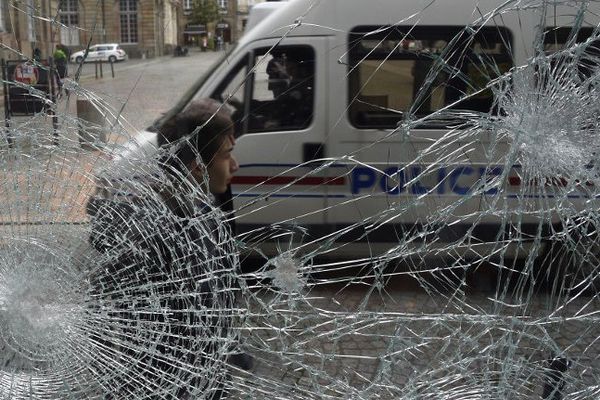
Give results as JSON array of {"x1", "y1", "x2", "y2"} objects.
[
  {"x1": 32, "y1": 48, "x2": 42, "y2": 62},
  {"x1": 56, "y1": 43, "x2": 71, "y2": 59},
  {"x1": 53, "y1": 46, "x2": 68, "y2": 78}
]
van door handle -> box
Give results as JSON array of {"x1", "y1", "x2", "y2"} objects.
[{"x1": 303, "y1": 142, "x2": 325, "y2": 163}]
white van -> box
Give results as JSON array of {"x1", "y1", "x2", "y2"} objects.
[{"x1": 148, "y1": 0, "x2": 600, "y2": 262}]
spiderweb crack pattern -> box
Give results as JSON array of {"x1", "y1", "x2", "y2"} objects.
[{"x1": 1, "y1": 0, "x2": 600, "y2": 399}]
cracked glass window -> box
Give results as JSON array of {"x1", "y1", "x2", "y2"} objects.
[{"x1": 1, "y1": 0, "x2": 600, "y2": 398}]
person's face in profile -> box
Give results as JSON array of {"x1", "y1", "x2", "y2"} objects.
[{"x1": 206, "y1": 133, "x2": 238, "y2": 194}]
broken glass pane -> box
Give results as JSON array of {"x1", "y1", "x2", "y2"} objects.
[{"x1": 1, "y1": 0, "x2": 599, "y2": 398}]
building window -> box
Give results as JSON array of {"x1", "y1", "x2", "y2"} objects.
[
  {"x1": 218, "y1": 0, "x2": 228, "y2": 9},
  {"x1": 59, "y1": 0, "x2": 79, "y2": 45},
  {"x1": 183, "y1": 0, "x2": 192, "y2": 10},
  {"x1": 120, "y1": 0, "x2": 138, "y2": 43},
  {"x1": 59, "y1": 0, "x2": 78, "y2": 26}
]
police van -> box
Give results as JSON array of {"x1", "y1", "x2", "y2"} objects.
[{"x1": 149, "y1": 0, "x2": 600, "y2": 262}]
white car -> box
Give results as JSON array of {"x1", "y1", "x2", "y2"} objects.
[{"x1": 70, "y1": 44, "x2": 128, "y2": 64}]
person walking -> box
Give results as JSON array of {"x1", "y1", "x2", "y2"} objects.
[
  {"x1": 53, "y1": 45, "x2": 68, "y2": 78},
  {"x1": 87, "y1": 98, "x2": 247, "y2": 399}
]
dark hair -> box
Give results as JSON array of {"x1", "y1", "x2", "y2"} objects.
[{"x1": 158, "y1": 98, "x2": 234, "y2": 172}]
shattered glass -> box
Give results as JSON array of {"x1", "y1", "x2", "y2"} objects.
[{"x1": 1, "y1": 0, "x2": 600, "y2": 398}]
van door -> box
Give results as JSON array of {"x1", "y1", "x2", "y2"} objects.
[{"x1": 215, "y1": 38, "x2": 330, "y2": 251}]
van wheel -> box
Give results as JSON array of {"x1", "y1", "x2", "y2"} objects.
[
  {"x1": 563, "y1": 221, "x2": 600, "y2": 292},
  {"x1": 76, "y1": 56, "x2": 83, "y2": 64},
  {"x1": 534, "y1": 241, "x2": 571, "y2": 291},
  {"x1": 108, "y1": 55, "x2": 117, "y2": 63},
  {"x1": 536, "y1": 220, "x2": 600, "y2": 294}
]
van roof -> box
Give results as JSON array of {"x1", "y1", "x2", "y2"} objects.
[
  {"x1": 239, "y1": 0, "x2": 514, "y2": 44},
  {"x1": 238, "y1": 0, "x2": 600, "y2": 49},
  {"x1": 245, "y1": 2, "x2": 289, "y2": 34}
]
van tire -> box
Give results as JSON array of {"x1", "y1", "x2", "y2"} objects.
[
  {"x1": 108, "y1": 55, "x2": 117, "y2": 64},
  {"x1": 76, "y1": 56, "x2": 83, "y2": 64},
  {"x1": 535, "y1": 222, "x2": 600, "y2": 294},
  {"x1": 562, "y1": 223, "x2": 600, "y2": 292}
]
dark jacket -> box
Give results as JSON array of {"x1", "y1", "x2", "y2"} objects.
[{"x1": 86, "y1": 169, "x2": 238, "y2": 399}]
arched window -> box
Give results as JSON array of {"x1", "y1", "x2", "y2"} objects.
[
  {"x1": 59, "y1": 0, "x2": 79, "y2": 45},
  {"x1": 120, "y1": 0, "x2": 138, "y2": 43}
]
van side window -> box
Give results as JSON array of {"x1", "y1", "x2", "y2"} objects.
[
  {"x1": 347, "y1": 26, "x2": 513, "y2": 129},
  {"x1": 247, "y1": 45, "x2": 315, "y2": 132},
  {"x1": 543, "y1": 27, "x2": 595, "y2": 52},
  {"x1": 212, "y1": 45, "x2": 315, "y2": 135}
]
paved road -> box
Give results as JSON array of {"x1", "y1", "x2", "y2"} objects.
[
  {"x1": 2, "y1": 49, "x2": 225, "y2": 141},
  {"x1": 70, "y1": 49, "x2": 226, "y2": 132}
]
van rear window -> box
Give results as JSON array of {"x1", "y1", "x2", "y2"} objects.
[{"x1": 347, "y1": 26, "x2": 513, "y2": 129}]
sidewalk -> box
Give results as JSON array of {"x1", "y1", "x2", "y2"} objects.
[
  {"x1": 0, "y1": 49, "x2": 226, "y2": 224},
  {"x1": 0, "y1": 49, "x2": 224, "y2": 114}
]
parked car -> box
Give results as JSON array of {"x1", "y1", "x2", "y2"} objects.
[{"x1": 70, "y1": 44, "x2": 127, "y2": 64}]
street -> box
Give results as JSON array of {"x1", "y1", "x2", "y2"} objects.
[{"x1": 68, "y1": 49, "x2": 225, "y2": 132}]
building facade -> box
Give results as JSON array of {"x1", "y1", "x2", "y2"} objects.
[
  {"x1": 181, "y1": 0, "x2": 238, "y2": 49},
  {"x1": 57, "y1": 0, "x2": 180, "y2": 58},
  {"x1": 215, "y1": 0, "x2": 237, "y2": 44},
  {"x1": 1, "y1": 0, "x2": 61, "y2": 61},
  {"x1": 236, "y1": 0, "x2": 261, "y2": 37},
  {"x1": 0, "y1": 0, "x2": 269, "y2": 62}
]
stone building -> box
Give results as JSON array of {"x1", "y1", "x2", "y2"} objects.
[
  {"x1": 57, "y1": 0, "x2": 180, "y2": 58},
  {"x1": 181, "y1": 0, "x2": 238, "y2": 49},
  {"x1": 0, "y1": 0, "x2": 60, "y2": 61},
  {"x1": 236, "y1": 0, "x2": 260, "y2": 37},
  {"x1": 215, "y1": 0, "x2": 237, "y2": 44}
]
